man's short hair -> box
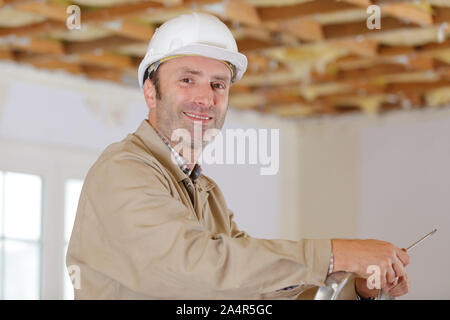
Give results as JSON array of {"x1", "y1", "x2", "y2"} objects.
[{"x1": 143, "y1": 67, "x2": 161, "y2": 100}]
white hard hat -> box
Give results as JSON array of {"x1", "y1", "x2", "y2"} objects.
[{"x1": 137, "y1": 12, "x2": 247, "y2": 89}]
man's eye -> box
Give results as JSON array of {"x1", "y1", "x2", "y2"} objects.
[
  {"x1": 181, "y1": 78, "x2": 192, "y2": 83},
  {"x1": 213, "y1": 83, "x2": 225, "y2": 90}
]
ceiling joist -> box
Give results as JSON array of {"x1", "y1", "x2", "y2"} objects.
[{"x1": 2, "y1": 0, "x2": 450, "y2": 118}]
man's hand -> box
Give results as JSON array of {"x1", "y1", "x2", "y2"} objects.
[
  {"x1": 331, "y1": 239, "x2": 410, "y2": 290},
  {"x1": 385, "y1": 274, "x2": 409, "y2": 297},
  {"x1": 355, "y1": 274, "x2": 410, "y2": 298}
]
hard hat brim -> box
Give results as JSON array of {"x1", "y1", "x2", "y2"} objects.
[{"x1": 138, "y1": 43, "x2": 248, "y2": 89}]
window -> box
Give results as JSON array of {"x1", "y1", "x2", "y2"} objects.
[
  {"x1": 0, "y1": 171, "x2": 43, "y2": 299},
  {"x1": 1, "y1": 139, "x2": 97, "y2": 299},
  {"x1": 63, "y1": 179, "x2": 83, "y2": 300}
]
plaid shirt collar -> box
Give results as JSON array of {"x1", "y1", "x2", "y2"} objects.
[{"x1": 149, "y1": 122, "x2": 202, "y2": 181}]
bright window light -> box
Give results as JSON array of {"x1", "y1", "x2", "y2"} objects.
[
  {"x1": 63, "y1": 179, "x2": 83, "y2": 300},
  {"x1": 4, "y1": 172, "x2": 42, "y2": 241}
]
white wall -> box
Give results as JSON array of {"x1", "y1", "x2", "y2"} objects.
[
  {"x1": 293, "y1": 108, "x2": 450, "y2": 299},
  {"x1": 0, "y1": 63, "x2": 147, "y2": 150},
  {"x1": 359, "y1": 110, "x2": 450, "y2": 299}
]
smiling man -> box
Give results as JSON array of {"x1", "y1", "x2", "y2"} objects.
[
  {"x1": 145, "y1": 55, "x2": 231, "y2": 166},
  {"x1": 66, "y1": 12, "x2": 410, "y2": 300}
]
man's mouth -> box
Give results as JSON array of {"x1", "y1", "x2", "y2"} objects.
[{"x1": 183, "y1": 112, "x2": 213, "y2": 122}]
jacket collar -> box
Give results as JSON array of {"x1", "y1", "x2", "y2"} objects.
[{"x1": 134, "y1": 119, "x2": 215, "y2": 191}]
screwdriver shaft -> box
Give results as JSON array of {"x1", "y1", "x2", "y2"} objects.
[{"x1": 406, "y1": 228, "x2": 437, "y2": 251}]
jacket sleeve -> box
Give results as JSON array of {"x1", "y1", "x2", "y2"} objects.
[
  {"x1": 227, "y1": 209, "x2": 355, "y2": 300},
  {"x1": 70, "y1": 155, "x2": 333, "y2": 299}
]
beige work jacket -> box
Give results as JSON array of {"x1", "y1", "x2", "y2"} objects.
[{"x1": 66, "y1": 119, "x2": 357, "y2": 299}]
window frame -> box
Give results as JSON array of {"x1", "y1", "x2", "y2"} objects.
[
  {"x1": 0, "y1": 138, "x2": 97, "y2": 299},
  {"x1": 0, "y1": 169, "x2": 43, "y2": 300}
]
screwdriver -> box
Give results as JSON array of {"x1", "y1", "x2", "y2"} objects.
[
  {"x1": 378, "y1": 228, "x2": 437, "y2": 299},
  {"x1": 402, "y1": 228, "x2": 437, "y2": 252}
]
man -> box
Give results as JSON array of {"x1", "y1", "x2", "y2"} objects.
[{"x1": 67, "y1": 12, "x2": 410, "y2": 299}]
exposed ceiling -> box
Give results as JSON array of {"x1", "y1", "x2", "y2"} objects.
[{"x1": 1, "y1": 0, "x2": 450, "y2": 118}]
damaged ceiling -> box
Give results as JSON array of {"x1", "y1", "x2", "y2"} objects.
[{"x1": 1, "y1": 0, "x2": 450, "y2": 118}]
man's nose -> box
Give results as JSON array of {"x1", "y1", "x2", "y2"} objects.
[{"x1": 193, "y1": 83, "x2": 214, "y2": 107}]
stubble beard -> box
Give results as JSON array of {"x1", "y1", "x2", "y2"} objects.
[{"x1": 155, "y1": 98, "x2": 226, "y2": 154}]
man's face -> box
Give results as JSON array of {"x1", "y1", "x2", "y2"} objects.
[{"x1": 144, "y1": 56, "x2": 231, "y2": 149}]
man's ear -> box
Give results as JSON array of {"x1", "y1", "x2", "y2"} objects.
[{"x1": 143, "y1": 78, "x2": 156, "y2": 110}]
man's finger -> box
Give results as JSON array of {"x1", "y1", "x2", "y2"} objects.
[
  {"x1": 380, "y1": 270, "x2": 388, "y2": 291},
  {"x1": 392, "y1": 257, "x2": 406, "y2": 279},
  {"x1": 388, "y1": 286, "x2": 406, "y2": 297},
  {"x1": 386, "y1": 266, "x2": 396, "y2": 285},
  {"x1": 387, "y1": 275, "x2": 409, "y2": 297},
  {"x1": 397, "y1": 248, "x2": 410, "y2": 266}
]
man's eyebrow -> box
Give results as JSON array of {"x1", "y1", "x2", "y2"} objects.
[
  {"x1": 177, "y1": 67, "x2": 230, "y2": 83},
  {"x1": 212, "y1": 74, "x2": 231, "y2": 83}
]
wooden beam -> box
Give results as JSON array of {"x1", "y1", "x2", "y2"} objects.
[
  {"x1": 12, "y1": 2, "x2": 156, "y2": 42},
  {"x1": 275, "y1": 17, "x2": 324, "y2": 41},
  {"x1": 230, "y1": 89, "x2": 310, "y2": 109},
  {"x1": 20, "y1": 57, "x2": 83, "y2": 74},
  {"x1": 232, "y1": 25, "x2": 273, "y2": 42},
  {"x1": 224, "y1": 0, "x2": 261, "y2": 25},
  {"x1": 378, "y1": 45, "x2": 416, "y2": 56},
  {"x1": 14, "y1": 2, "x2": 67, "y2": 22},
  {"x1": 408, "y1": 55, "x2": 435, "y2": 70},
  {"x1": 257, "y1": 0, "x2": 356, "y2": 21},
  {"x1": 101, "y1": 20, "x2": 155, "y2": 42},
  {"x1": 0, "y1": 49, "x2": 14, "y2": 60},
  {"x1": 82, "y1": 65, "x2": 122, "y2": 82},
  {"x1": 12, "y1": 37, "x2": 65, "y2": 55},
  {"x1": 237, "y1": 38, "x2": 274, "y2": 51},
  {"x1": 238, "y1": 69, "x2": 309, "y2": 87},
  {"x1": 323, "y1": 17, "x2": 422, "y2": 39},
  {"x1": 0, "y1": 20, "x2": 66, "y2": 37},
  {"x1": 386, "y1": 80, "x2": 450, "y2": 96},
  {"x1": 77, "y1": 52, "x2": 133, "y2": 69},
  {"x1": 381, "y1": 3, "x2": 433, "y2": 26},
  {"x1": 432, "y1": 7, "x2": 450, "y2": 25},
  {"x1": 364, "y1": 2, "x2": 444, "y2": 28},
  {"x1": 335, "y1": 63, "x2": 409, "y2": 82},
  {"x1": 424, "y1": 86, "x2": 450, "y2": 107},
  {"x1": 229, "y1": 84, "x2": 251, "y2": 94},
  {"x1": 64, "y1": 35, "x2": 140, "y2": 54},
  {"x1": 341, "y1": 0, "x2": 371, "y2": 6},
  {"x1": 299, "y1": 82, "x2": 355, "y2": 101},
  {"x1": 333, "y1": 39, "x2": 378, "y2": 57},
  {"x1": 1, "y1": 0, "x2": 35, "y2": 4},
  {"x1": 229, "y1": 93, "x2": 265, "y2": 109},
  {"x1": 269, "y1": 103, "x2": 316, "y2": 117},
  {"x1": 244, "y1": 52, "x2": 270, "y2": 72},
  {"x1": 242, "y1": 60, "x2": 447, "y2": 89},
  {"x1": 81, "y1": 2, "x2": 164, "y2": 23},
  {"x1": 327, "y1": 94, "x2": 389, "y2": 115},
  {"x1": 420, "y1": 40, "x2": 450, "y2": 52},
  {"x1": 378, "y1": 42, "x2": 450, "y2": 69}
]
